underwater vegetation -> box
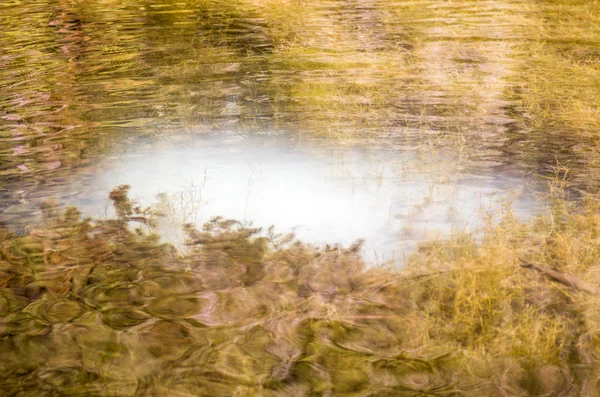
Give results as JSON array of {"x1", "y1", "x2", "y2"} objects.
[{"x1": 1, "y1": 185, "x2": 600, "y2": 396}]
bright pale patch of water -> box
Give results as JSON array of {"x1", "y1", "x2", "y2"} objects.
[{"x1": 72, "y1": 133, "x2": 537, "y2": 264}]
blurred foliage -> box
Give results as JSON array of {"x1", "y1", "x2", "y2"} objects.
[{"x1": 1, "y1": 186, "x2": 600, "y2": 396}]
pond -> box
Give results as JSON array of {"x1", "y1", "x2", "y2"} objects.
[
  {"x1": 3, "y1": 0, "x2": 586, "y2": 264},
  {"x1": 3, "y1": 0, "x2": 600, "y2": 395}
]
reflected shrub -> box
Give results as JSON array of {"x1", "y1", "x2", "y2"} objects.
[{"x1": 1, "y1": 186, "x2": 600, "y2": 396}]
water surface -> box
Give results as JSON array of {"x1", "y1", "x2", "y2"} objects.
[
  {"x1": 1, "y1": 0, "x2": 596, "y2": 252},
  {"x1": 3, "y1": 0, "x2": 600, "y2": 395},
  {"x1": 49, "y1": 133, "x2": 536, "y2": 264}
]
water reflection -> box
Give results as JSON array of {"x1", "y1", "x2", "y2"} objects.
[
  {"x1": 2, "y1": 0, "x2": 599, "y2": 201},
  {"x1": 3, "y1": 0, "x2": 600, "y2": 394},
  {"x1": 65, "y1": 134, "x2": 536, "y2": 264},
  {"x1": 2, "y1": 0, "x2": 591, "y2": 263}
]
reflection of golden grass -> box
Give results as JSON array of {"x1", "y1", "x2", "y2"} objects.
[
  {"x1": 509, "y1": 1, "x2": 600, "y2": 136},
  {"x1": 2, "y1": 185, "x2": 600, "y2": 395},
  {"x1": 5, "y1": 0, "x2": 600, "y2": 187},
  {"x1": 4, "y1": 0, "x2": 600, "y2": 390},
  {"x1": 247, "y1": 0, "x2": 533, "y2": 147}
]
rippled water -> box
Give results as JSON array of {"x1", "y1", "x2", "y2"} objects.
[
  {"x1": 0, "y1": 0, "x2": 569, "y2": 243},
  {"x1": 2, "y1": 0, "x2": 600, "y2": 394}
]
